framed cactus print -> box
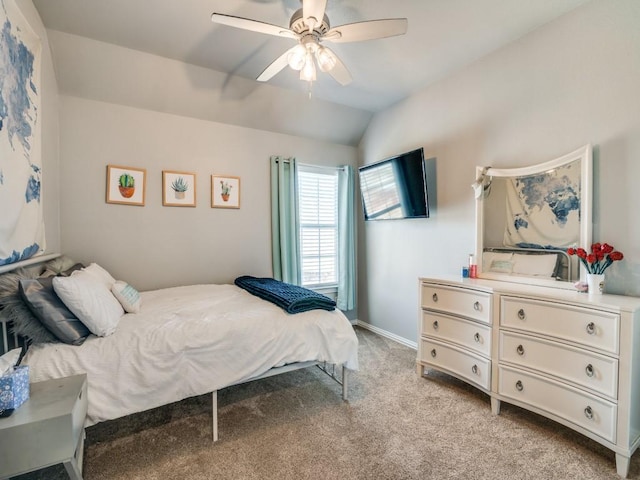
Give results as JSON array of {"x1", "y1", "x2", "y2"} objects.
[
  {"x1": 211, "y1": 175, "x2": 240, "y2": 209},
  {"x1": 106, "y1": 165, "x2": 146, "y2": 206},
  {"x1": 163, "y1": 170, "x2": 196, "y2": 207}
]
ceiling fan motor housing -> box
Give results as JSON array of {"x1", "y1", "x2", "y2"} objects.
[{"x1": 289, "y1": 8, "x2": 330, "y2": 36}]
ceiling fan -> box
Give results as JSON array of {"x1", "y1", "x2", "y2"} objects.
[{"x1": 211, "y1": 0, "x2": 408, "y2": 86}]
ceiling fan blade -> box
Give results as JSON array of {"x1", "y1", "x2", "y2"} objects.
[
  {"x1": 327, "y1": 52, "x2": 352, "y2": 86},
  {"x1": 302, "y1": 0, "x2": 327, "y2": 32},
  {"x1": 325, "y1": 18, "x2": 408, "y2": 43},
  {"x1": 211, "y1": 13, "x2": 297, "y2": 39},
  {"x1": 256, "y1": 46, "x2": 297, "y2": 82}
]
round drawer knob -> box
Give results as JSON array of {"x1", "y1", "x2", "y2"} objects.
[
  {"x1": 473, "y1": 301, "x2": 481, "y2": 311},
  {"x1": 585, "y1": 364, "x2": 595, "y2": 377},
  {"x1": 517, "y1": 309, "x2": 526, "y2": 320},
  {"x1": 584, "y1": 406, "x2": 594, "y2": 420},
  {"x1": 515, "y1": 380, "x2": 524, "y2": 392},
  {"x1": 431, "y1": 349, "x2": 437, "y2": 358},
  {"x1": 586, "y1": 322, "x2": 596, "y2": 335},
  {"x1": 516, "y1": 344, "x2": 525, "y2": 356},
  {"x1": 432, "y1": 293, "x2": 438, "y2": 302},
  {"x1": 474, "y1": 332, "x2": 481, "y2": 343},
  {"x1": 471, "y1": 364, "x2": 479, "y2": 375},
  {"x1": 432, "y1": 320, "x2": 439, "y2": 330}
]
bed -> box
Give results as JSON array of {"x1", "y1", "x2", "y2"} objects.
[{"x1": 0, "y1": 257, "x2": 359, "y2": 440}]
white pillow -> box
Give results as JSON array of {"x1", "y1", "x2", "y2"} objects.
[
  {"x1": 489, "y1": 259, "x2": 513, "y2": 274},
  {"x1": 512, "y1": 253, "x2": 559, "y2": 277},
  {"x1": 482, "y1": 252, "x2": 513, "y2": 273},
  {"x1": 111, "y1": 281, "x2": 142, "y2": 313},
  {"x1": 82, "y1": 263, "x2": 117, "y2": 288},
  {"x1": 53, "y1": 271, "x2": 124, "y2": 337}
]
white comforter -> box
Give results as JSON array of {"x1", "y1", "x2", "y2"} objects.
[{"x1": 22, "y1": 284, "x2": 359, "y2": 426}]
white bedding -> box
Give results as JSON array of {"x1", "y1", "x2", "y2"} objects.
[{"x1": 22, "y1": 284, "x2": 359, "y2": 426}]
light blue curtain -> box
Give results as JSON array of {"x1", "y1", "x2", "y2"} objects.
[
  {"x1": 270, "y1": 156, "x2": 301, "y2": 284},
  {"x1": 337, "y1": 165, "x2": 356, "y2": 310}
]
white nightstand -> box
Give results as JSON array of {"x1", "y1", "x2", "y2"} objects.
[{"x1": 0, "y1": 374, "x2": 88, "y2": 480}]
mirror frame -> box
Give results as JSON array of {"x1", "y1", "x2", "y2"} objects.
[{"x1": 474, "y1": 144, "x2": 592, "y2": 289}]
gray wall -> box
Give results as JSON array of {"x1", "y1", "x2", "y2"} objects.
[
  {"x1": 358, "y1": 0, "x2": 640, "y2": 343},
  {"x1": 58, "y1": 96, "x2": 357, "y2": 292}
]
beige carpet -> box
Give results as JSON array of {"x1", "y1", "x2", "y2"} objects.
[{"x1": 14, "y1": 327, "x2": 640, "y2": 479}]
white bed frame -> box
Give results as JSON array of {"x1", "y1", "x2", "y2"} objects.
[{"x1": 211, "y1": 361, "x2": 347, "y2": 441}]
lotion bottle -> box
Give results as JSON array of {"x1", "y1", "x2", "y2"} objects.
[{"x1": 469, "y1": 254, "x2": 477, "y2": 279}]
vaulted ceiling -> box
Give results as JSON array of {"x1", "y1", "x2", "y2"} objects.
[{"x1": 33, "y1": 0, "x2": 589, "y2": 145}]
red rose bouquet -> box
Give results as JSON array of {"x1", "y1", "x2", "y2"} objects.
[{"x1": 567, "y1": 243, "x2": 624, "y2": 274}]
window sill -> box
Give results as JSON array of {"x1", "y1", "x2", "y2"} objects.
[{"x1": 306, "y1": 285, "x2": 338, "y2": 300}]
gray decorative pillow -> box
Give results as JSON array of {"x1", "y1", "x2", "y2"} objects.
[
  {"x1": 19, "y1": 278, "x2": 90, "y2": 345},
  {"x1": 41, "y1": 256, "x2": 83, "y2": 278},
  {"x1": 0, "y1": 268, "x2": 57, "y2": 344}
]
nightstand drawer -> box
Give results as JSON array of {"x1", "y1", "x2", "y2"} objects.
[
  {"x1": 501, "y1": 296, "x2": 619, "y2": 354},
  {"x1": 422, "y1": 311, "x2": 491, "y2": 356},
  {"x1": 420, "y1": 338, "x2": 491, "y2": 391},
  {"x1": 499, "y1": 365, "x2": 616, "y2": 443},
  {"x1": 500, "y1": 331, "x2": 618, "y2": 399},
  {"x1": 421, "y1": 284, "x2": 491, "y2": 324}
]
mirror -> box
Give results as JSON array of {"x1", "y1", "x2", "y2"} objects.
[{"x1": 474, "y1": 144, "x2": 592, "y2": 289}]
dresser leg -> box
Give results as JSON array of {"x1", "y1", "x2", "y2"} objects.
[
  {"x1": 491, "y1": 397, "x2": 501, "y2": 415},
  {"x1": 416, "y1": 363, "x2": 425, "y2": 376},
  {"x1": 615, "y1": 453, "x2": 630, "y2": 478}
]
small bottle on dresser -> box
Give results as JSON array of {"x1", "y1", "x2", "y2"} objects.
[{"x1": 469, "y1": 254, "x2": 477, "y2": 278}]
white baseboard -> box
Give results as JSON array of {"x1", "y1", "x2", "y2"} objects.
[{"x1": 354, "y1": 320, "x2": 417, "y2": 350}]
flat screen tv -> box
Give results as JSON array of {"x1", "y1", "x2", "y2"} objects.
[{"x1": 358, "y1": 148, "x2": 429, "y2": 220}]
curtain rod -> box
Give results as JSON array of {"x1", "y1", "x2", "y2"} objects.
[{"x1": 273, "y1": 158, "x2": 349, "y2": 171}]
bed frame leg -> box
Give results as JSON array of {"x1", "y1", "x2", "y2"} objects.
[
  {"x1": 342, "y1": 365, "x2": 348, "y2": 401},
  {"x1": 212, "y1": 390, "x2": 218, "y2": 442}
]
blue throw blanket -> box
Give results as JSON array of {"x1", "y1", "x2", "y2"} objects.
[{"x1": 234, "y1": 276, "x2": 336, "y2": 314}]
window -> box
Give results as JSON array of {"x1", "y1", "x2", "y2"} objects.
[{"x1": 297, "y1": 166, "x2": 339, "y2": 287}]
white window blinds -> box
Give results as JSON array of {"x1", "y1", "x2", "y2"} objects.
[{"x1": 297, "y1": 167, "x2": 339, "y2": 287}]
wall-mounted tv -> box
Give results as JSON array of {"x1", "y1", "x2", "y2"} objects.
[{"x1": 358, "y1": 147, "x2": 429, "y2": 221}]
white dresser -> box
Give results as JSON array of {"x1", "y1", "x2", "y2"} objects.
[{"x1": 417, "y1": 276, "x2": 640, "y2": 478}]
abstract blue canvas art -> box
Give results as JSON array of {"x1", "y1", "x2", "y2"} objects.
[
  {"x1": 0, "y1": 0, "x2": 44, "y2": 266},
  {"x1": 503, "y1": 159, "x2": 580, "y2": 249}
]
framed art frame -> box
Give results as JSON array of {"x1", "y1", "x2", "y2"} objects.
[
  {"x1": 163, "y1": 171, "x2": 196, "y2": 207},
  {"x1": 106, "y1": 165, "x2": 146, "y2": 206},
  {"x1": 211, "y1": 175, "x2": 240, "y2": 209}
]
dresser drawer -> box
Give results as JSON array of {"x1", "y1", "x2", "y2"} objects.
[
  {"x1": 422, "y1": 311, "x2": 491, "y2": 356},
  {"x1": 500, "y1": 331, "x2": 618, "y2": 399},
  {"x1": 421, "y1": 284, "x2": 491, "y2": 324},
  {"x1": 501, "y1": 297, "x2": 619, "y2": 354},
  {"x1": 499, "y1": 365, "x2": 617, "y2": 443},
  {"x1": 420, "y1": 338, "x2": 491, "y2": 391}
]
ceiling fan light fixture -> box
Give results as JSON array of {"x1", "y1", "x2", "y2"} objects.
[
  {"x1": 300, "y1": 52, "x2": 317, "y2": 82},
  {"x1": 287, "y1": 44, "x2": 307, "y2": 70},
  {"x1": 315, "y1": 46, "x2": 337, "y2": 72}
]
